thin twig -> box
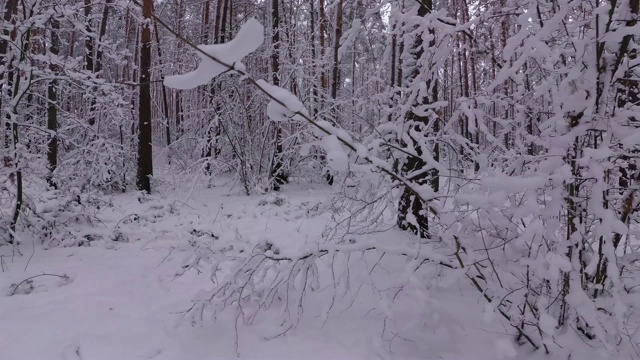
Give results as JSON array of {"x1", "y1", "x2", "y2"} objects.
[
  {"x1": 24, "y1": 236, "x2": 35, "y2": 271},
  {"x1": 10, "y1": 273, "x2": 69, "y2": 296}
]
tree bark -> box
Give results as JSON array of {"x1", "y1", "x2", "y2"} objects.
[
  {"x1": 270, "y1": 0, "x2": 287, "y2": 190},
  {"x1": 397, "y1": 0, "x2": 438, "y2": 238},
  {"x1": 47, "y1": 17, "x2": 61, "y2": 188},
  {"x1": 330, "y1": 0, "x2": 343, "y2": 105},
  {"x1": 137, "y1": 0, "x2": 154, "y2": 192},
  {"x1": 153, "y1": 16, "x2": 171, "y2": 147},
  {"x1": 0, "y1": 0, "x2": 18, "y2": 156}
]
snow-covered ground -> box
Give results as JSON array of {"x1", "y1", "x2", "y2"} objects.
[{"x1": 1, "y1": 179, "x2": 528, "y2": 360}]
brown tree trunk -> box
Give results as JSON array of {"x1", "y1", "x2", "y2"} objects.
[{"x1": 137, "y1": 0, "x2": 154, "y2": 192}]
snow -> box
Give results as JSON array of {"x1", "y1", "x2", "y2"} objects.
[
  {"x1": 164, "y1": 18, "x2": 264, "y2": 90},
  {"x1": 0, "y1": 179, "x2": 526, "y2": 360},
  {"x1": 321, "y1": 135, "x2": 349, "y2": 171},
  {"x1": 495, "y1": 338, "x2": 518, "y2": 359},
  {"x1": 539, "y1": 312, "x2": 557, "y2": 336},
  {"x1": 256, "y1": 80, "x2": 310, "y2": 122}
]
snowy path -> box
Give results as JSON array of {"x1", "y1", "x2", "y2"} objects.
[{"x1": 0, "y1": 183, "x2": 512, "y2": 360}]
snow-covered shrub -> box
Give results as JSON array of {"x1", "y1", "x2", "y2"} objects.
[{"x1": 163, "y1": 8, "x2": 640, "y2": 358}]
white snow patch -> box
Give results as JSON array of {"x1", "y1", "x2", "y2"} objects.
[
  {"x1": 256, "y1": 79, "x2": 310, "y2": 122},
  {"x1": 164, "y1": 18, "x2": 264, "y2": 89},
  {"x1": 321, "y1": 135, "x2": 349, "y2": 171},
  {"x1": 495, "y1": 338, "x2": 518, "y2": 358}
]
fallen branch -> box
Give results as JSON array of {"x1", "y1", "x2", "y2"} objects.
[{"x1": 9, "y1": 272, "x2": 69, "y2": 296}]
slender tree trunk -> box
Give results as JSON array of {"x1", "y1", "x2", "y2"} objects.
[
  {"x1": 84, "y1": 0, "x2": 94, "y2": 73},
  {"x1": 330, "y1": 0, "x2": 343, "y2": 118},
  {"x1": 84, "y1": 0, "x2": 97, "y2": 127},
  {"x1": 137, "y1": 0, "x2": 154, "y2": 192},
  {"x1": 174, "y1": 0, "x2": 184, "y2": 139},
  {"x1": 0, "y1": 0, "x2": 18, "y2": 157},
  {"x1": 319, "y1": 0, "x2": 327, "y2": 93},
  {"x1": 153, "y1": 16, "x2": 171, "y2": 147},
  {"x1": 1, "y1": 0, "x2": 18, "y2": 243},
  {"x1": 202, "y1": 0, "x2": 214, "y2": 173},
  {"x1": 8, "y1": 9, "x2": 33, "y2": 244},
  {"x1": 308, "y1": 0, "x2": 319, "y2": 116},
  {"x1": 94, "y1": 0, "x2": 112, "y2": 74},
  {"x1": 88, "y1": 0, "x2": 112, "y2": 128},
  {"x1": 47, "y1": 17, "x2": 61, "y2": 188},
  {"x1": 270, "y1": 0, "x2": 287, "y2": 190}
]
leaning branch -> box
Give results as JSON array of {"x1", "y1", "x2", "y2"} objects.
[{"x1": 130, "y1": 0, "x2": 437, "y2": 212}]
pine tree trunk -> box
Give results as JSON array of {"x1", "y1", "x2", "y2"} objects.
[
  {"x1": 308, "y1": 0, "x2": 319, "y2": 116},
  {"x1": 137, "y1": 0, "x2": 154, "y2": 193},
  {"x1": 397, "y1": 0, "x2": 437, "y2": 239},
  {"x1": 318, "y1": 0, "x2": 327, "y2": 93},
  {"x1": 270, "y1": 0, "x2": 287, "y2": 190},
  {"x1": 0, "y1": 0, "x2": 18, "y2": 158},
  {"x1": 153, "y1": 17, "x2": 171, "y2": 147},
  {"x1": 47, "y1": 17, "x2": 61, "y2": 188},
  {"x1": 330, "y1": 0, "x2": 343, "y2": 120}
]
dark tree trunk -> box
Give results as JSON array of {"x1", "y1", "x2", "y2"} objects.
[
  {"x1": 7, "y1": 6, "x2": 32, "y2": 244},
  {"x1": 84, "y1": 0, "x2": 94, "y2": 73},
  {"x1": 330, "y1": 0, "x2": 343, "y2": 105},
  {"x1": 137, "y1": 0, "x2": 154, "y2": 193},
  {"x1": 203, "y1": 0, "x2": 214, "y2": 173},
  {"x1": 83, "y1": 0, "x2": 95, "y2": 127},
  {"x1": 47, "y1": 17, "x2": 61, "y2": 188},
  {"x1": 270, "y1": 0, "x2": 287, "y2": 190},
  {"x1": 94, "y1": 0, "x2": 112, "y2": 74},
  {"x1": 0, "y1": 0, "x2": 18, "y2": 157},
  {"x1": 153, "y1": 17, "x2": 171, "y2": 146},
  {"x1": 397, "y1": 0, "x2": 438, "y2": 239}
]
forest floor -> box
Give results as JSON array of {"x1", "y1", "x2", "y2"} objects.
[{"x1": 0, "y1": 177, "x2": 529, "y2": 360}]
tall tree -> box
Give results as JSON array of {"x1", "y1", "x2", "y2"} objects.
[
  {"x1": 330, "y1": 0, "x2": 343, "y2": 109},
  {"x1": 396, "y1": 0, "x2": 438, "y2": 238},
  {"x1": 137, "y1": 0, "x2": 154, "y2": 192},
  {"x1": 269, "y1": 0, "x2": 287, "y2": 190},
  {"x1": 46, "y1": 16, "x2": 61, "y2": 188}
]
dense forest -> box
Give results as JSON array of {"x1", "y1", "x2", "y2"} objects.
[{"x1": 2, "y1": 0, "x2": 640, "y2": 358}]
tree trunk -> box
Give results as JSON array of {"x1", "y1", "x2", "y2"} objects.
[
  {"x1": 47, "y1": 17, "x2": 61, "y2": 188},
  {"x1": 153, "y1": 16, "x2": 171, "y2": 147},
  {"x1": 308, "y1": 0, "x2": 319, "y2": 116},
  {"x1": 94, "y1": 0, "x2": 112, "y2": 74},
  {"x1": 84, "y1": 0, "x2": 94, "y2": 73},
  {"x1": 330, "y1": 0, "x2": 343, "y2": 106},
  {"x1": 137, "y1": 0, "x2": 154, "y2": 192},
  {"x1": 270, "y1": 0, "x2": 287, "y2": 190},
  {"x1": 174, "y1": 0, "x2": 184, "y2": 139},
  {"x1": 83, "y1": 0, "x2": 96, "y2": 127},
  {"x1": 88, "y1": 0, "x2": 113, "y2": 127},
  {"x1": 0, "y1": 0, "x2": 18, "y2": 156},
  {"x1": 397, "y1": 0, "x2": 437, "y2": 239},
  {"x1": 202, "y1": 0, "x2": 214, "y2": 172},
  {"x1": 319, "y1": 0, "x2": 327, "y2": 93}
]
